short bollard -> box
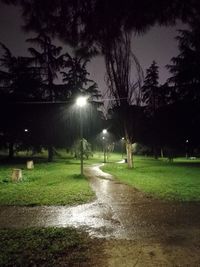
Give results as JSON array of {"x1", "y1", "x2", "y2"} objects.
[
  {"x1": 11, "y1": 169, "x2": 22, "y2": 182},
  {"x1": 27, "y1": 160, "x2": 34, "y2": 170}
]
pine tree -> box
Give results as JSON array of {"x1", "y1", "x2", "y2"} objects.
[
  {"x1": 27, "y1": 33, "x2": 64, "y2": 102},
  {"x1": 142, "y1": 61, "x2": 159, "y2": 116},
  {"x1": 167, "y1": 19, "x2": 200, "y2": 102}
]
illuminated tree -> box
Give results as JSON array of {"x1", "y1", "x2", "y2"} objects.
[{"x1": 105, "y1": 31, "x2": 143, "y2": 168}]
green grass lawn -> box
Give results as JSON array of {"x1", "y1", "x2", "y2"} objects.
[
  {"x1": 1, "y1": 151, "x2": 200, "y2": 204},
  {"x1": 0, "y1": 158, "x2": 96, "y2": 206},
  {"x1": 0, "y1": 150, "x2": 121, "y2": 206},
  {"x1": 0, "y1": 227, "x2": 97, "y2": 267},
  {"x1": 102, "y1": 156, "x2": 200, "y2": 201}
]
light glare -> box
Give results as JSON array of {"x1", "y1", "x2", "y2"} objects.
[
  {"x1": 102, "y1": 129, "x2": 107, "y2": 134},
  {"x1": 76, "y1": 96, "x2": 87, "y2": 107}
]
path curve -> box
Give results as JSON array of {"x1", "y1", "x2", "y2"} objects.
[{"x1": 0, "y1": 164, "x2": 200, "y2": 242}]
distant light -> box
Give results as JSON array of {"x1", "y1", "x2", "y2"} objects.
[
  {"x1": 122, "y1": 137, "x2": 125, "y2": 140},
  {"x1": 76, "y1": 96, "x2": 87, "y2": 107},
  {"x1": 102, "y1": 129, "x2": 107, "y2": 134},
  {"x1": 186, "y1": 139, "x2": 189, "y2": 143},
  {"x1": 102, "y1": 136, "x2": 105, "y2": 140},
  {"x1": 24, "y1": 129, "x2": 28, "y2": 132}
]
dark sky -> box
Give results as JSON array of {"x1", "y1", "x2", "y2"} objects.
[{"x1": 0, "y1": 2, "x2": 186, "y2": 94}]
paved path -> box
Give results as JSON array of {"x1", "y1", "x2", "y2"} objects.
[{"x1": 0, "y1": 164, "x2": 200, "y2": 241}]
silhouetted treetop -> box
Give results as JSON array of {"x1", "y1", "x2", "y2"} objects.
[
  {"x1": 2, "y1": 0, "x2": 200, "y2": 48},
  {"x1": 167, "y1": 16, "x2": 200, "y2": 102}
]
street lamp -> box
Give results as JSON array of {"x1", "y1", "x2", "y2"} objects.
[
  {"x1": 121, "y1": 137, "x2": 125, "y2": 158},
  {"x1": 102, "y1": 129, "x2": 107, "y2": 134},
  {"x1": 76, "y1": 96, "x2": 87, "y2": 175},
  {"x1": 102, "y1": 129, "x2": 108, "y2": 163},
  {"x1": 76, "y1": 96, "x2": 87, "y2": 107},
  {"x1": 185, "y1": 139, "x2": 189, "y2": 159}
]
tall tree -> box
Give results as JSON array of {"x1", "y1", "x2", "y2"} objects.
[
  {"x1": 142, "y1": 61, "x2": 160, "y2": 158},
  {"x1": 27, "y1": 33, "x2": 64, "y2": 101},
  {"x1": 142, "y1": 61, "x2": 159, "y2": 116},
  {"x1": 142, "y1": 62, "x2": 174, "y2": 158},
  {"x1": 1, "y1": 0, "x2": 197, "y2": 43},
  {"x1": 167, "y1": 19, "x2": 200, "y2": 102},
  {"x1": 27, "y1": 34, "x2": 65, "y2": 161},
  {"x1": 2, "y1": 0, "x2": 199, "y2": 165},
  {"x1": 61, "y1": 53, "x2": 100, "y2": 101},
  {"x1": 105, "y1": 31, "x2": 143, "y2": 168},
  {"x1": 166, "y1": 18, "x2": 200, "y2": 153},
  {"x1": 0, "y1": 43, "x2": 42, "y2": 158},
  {"x1": 0, "y1": 42, "x2": 41, "y2": 101}
]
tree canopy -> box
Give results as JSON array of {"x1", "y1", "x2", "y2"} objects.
[
  {"x1": 2, "y1": 0, "x2": 199, "y2": 45},
  {"x1": 2, "y1": 0, "x2": 200, "y2": 161}
]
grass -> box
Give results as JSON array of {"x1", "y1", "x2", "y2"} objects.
[
  {"x1": 0, "y1": 157, "x2": 96, "y2": 206},
  {"x1": 1, "y1": 150, "x2": 200, "y2": 204},
  {"x1": 0, "y1": 150, "x2": 121, "y2": 206},
  {"x1": 102, "y1": 156, "x2": 200, "y2": 201},
  {"x1": 0, "y1": 227, "x2": 96, "y2": 267}
]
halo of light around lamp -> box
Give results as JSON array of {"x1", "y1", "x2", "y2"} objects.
[{"x1": 76, "y1": 96, "x2": 87, "y2": 107}]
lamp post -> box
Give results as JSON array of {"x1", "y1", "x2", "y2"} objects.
[
  {"x1": 76, "y1": 96, "x2": 87, "y2": 175},
  {"x1": 121, "y1": 137, "x2": 125, "y2": 158},
  {"x1": 185, "y1": 139, "x2": 189, "y2": 159},
  {"x1": 102, "y1": 129, "x2": 107, "y2": 163}
]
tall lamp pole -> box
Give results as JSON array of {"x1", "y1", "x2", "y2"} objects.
[
  {"x1": 76, "y1": 96, "x2": 87, "y2": 175},
  {"x1": 102, "y1": 129, "x2": 107, "y2": 163},
  {"x1": 121, "y1": 137, "x2": 125, "y2": 158}
]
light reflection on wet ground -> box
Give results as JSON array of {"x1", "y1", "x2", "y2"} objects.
[{"x1": 0, "y1": 164, "x2": 200, "y2": 241}]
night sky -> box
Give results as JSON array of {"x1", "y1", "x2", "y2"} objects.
[{"x1": 0, "y1": 2, "x2": 186, "y2": 94}]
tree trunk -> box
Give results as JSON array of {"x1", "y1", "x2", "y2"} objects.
[
  {"x1": 48, "y1": 145, "x2": 54, "y2": 162},
  {"x1": 160, "y1": 147, "x2": 164, "y2": 158},
  {"x1": 11, "y1": 169, "x2": 22, "y2": 182},
  {"x1": 8, "y1": 142, "x2": 14, "y2": 159},
  {"x1": 126, "y1": 141, "x2": 133, "y2": 168},
  {"x1": 27, "y1": 160, "x2": 34, "y2": 169},
  {"x1": 154, "y1": 146, "x2": 158, "y2": 159}
]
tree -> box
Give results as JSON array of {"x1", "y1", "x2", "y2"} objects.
[
  {"x1": 105, "y1": 31, "x2": 143, "y2": 168},
  {"x1": 2, "y1": 0, "x2": 198, "y2": 43},
  {"x1": 61, "y1": 53, "x2": 101, "y2": 102},
  {"x1": 142, "y1": 61, "x2": 159, "y2": 115},
  {"x1": 0, "y1": 42, "x2": 42, "y2": 101},
  {"x1": 27, "y1": 33, "x2": 64, "y2": 101},
  {"x1": 27, "y1": 34, "x2": 66, "y2": 161},
  {"x1": 0, "y1": 43, "x2": 43, "y2": 158},
  {"x1": 141, "y1": 62, "x2": 177, "y2": 158},
  {"x1": 166, "y1": 18, "x2": 200, "y2": 154},
  {"x1": 2, "y1": 0, "x2": 200, "y2": 165},
  {"x1": 141, "y1": 61, "x2": 160, "y2": 158},
  {"x1": 167, "y1": 19, "x2": 200, "y2": 102}
]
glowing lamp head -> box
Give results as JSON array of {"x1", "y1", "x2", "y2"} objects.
[
  {"x1": 102, "y1": 129, "x2": 107, "y2": 134},
  {"x1": 76, "y1": 96, "x2": 87, "y2": 107}
]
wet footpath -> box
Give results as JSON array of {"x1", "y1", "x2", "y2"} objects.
[{"x1": 1, "y1": 164, "x2": 200, "y2": 266}]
